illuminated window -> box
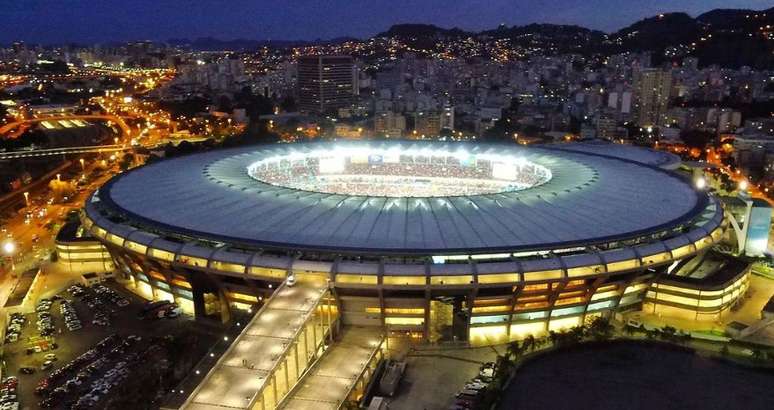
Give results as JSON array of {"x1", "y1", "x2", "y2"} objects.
[
  {"x1": 250, "y1": 266, "x2": 287, "y2": 279},
  {"x1": 566, "y1": 265, "x2": 603, "y2": 277},
  {"x1": 587, "y1": 300, "x2": 615, "y2": 311},
  {"x1": 641, "y1": 251, "x2": 671, "y2": 266},
  {"x1": 430, "y1": 275, "x2": 473, "y2": 285},
  {"x1": 472, "y1": 305, "x2": 510, "y2": 313},
  {"x1": 523, "y1": 270, "x2": 562, "y2": 282},
  {"x1": 106, "y1": 233, "x2": 124, "y2": 246},
  {"x1": 336, "y1": 274, "x2": 378, "y2": 284},
  {"x1": 512, "y1": 310, "x2": 548, "y2": 321},
  {"x1": 471, "y1": 315, "x2": 509, "y2": 324},
  {"x1": 606, "y1": 259, "x2": 639, "y2": 273},
  {"x1": 522, "y1": 283, "x2": 549, "y2": 292},
  {"x1": 385, "y1": 317, "x2": 424, "y2": 325},
  {"x1": 591, "y1": 290, "x2": 619, "y2": 301},
  {"x1": 211, "y1": 261, "x2": 245, "y2": 274},
  {"x1": 670, "y1": 244, "x2": 695, "y2": 259},
  {"x1": 554, "y1": 296, "x2": 585, "y2": 306},
  {"x1": 149, "y1": 248, "x2": 175, "y2": 262},
  {"x1": 227, "y1": 292, "x2": 258, "y2": 303},
  {"x1": 477, "y1": 273, "x2": 519, "y2": 284},
  {"x1": 383, "y1": 276, "x2": 426, "y2": 286},
  {"x1": 178, "y1": 255, "x2": 208, "y2": 267}
]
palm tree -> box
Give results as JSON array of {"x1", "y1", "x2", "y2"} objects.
[
  {"x1": 588, "y1": 317, "x2": 614, "y2": 340},
  {"x1": 568, "y1": 326, "x2": 585, "y2": 343},
  {"x1": 506, "y1": 341, "x2": 522, "y2": 361},
  {"x1": 523, "y1": 334, "x2": 536, "y2": 352},
  {"x1": 548, "y1": 330, "x2": 559, "y2": 346}
]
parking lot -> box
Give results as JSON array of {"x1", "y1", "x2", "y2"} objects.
[
  {"x1": 2, "y1": 280, "x2": 217, "y2": 409},
  {"x1": 384, "y1": 344, "x2": 497, "y2": 410}
]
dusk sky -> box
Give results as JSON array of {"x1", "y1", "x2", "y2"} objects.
[{"x1": 1, "y1": 0, "x2": 771, "y2": 44}]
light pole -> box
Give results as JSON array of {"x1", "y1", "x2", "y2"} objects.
[
  {"x1": 3, "y1": 241, "x2": 15, "y2": 273},
  {"x1": 79, "y1": 158, "x2": 85, "y2": 170},
  {"x1": 56, "y1": 173, "x2": 61, "y2": 182},
  {"x1": 23, "y1": 191, "x2": 29, "y2": 207}
]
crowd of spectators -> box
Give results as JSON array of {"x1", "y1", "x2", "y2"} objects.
[{"x1": 247, "y1": 153, "x2": 551, "y2": 197}]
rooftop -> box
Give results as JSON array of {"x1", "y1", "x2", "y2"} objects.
[{"x1": 92, "y1": 141, "x2": 707, "y2": 256}]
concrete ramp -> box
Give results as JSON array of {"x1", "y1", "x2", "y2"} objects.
[
  {"x1": 182, "y1": 277, "x2": 336, "y2": 410},
  {"x1": 280, "y1": 326, "x2": 385, "y2": 410}
]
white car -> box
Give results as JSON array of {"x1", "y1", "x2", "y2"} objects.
[{"x1": 286, "y1": 273, "x2": 297, "y2": 287}]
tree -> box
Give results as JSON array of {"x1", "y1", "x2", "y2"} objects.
[
  {"x1": 679, "y1": 129, "x2": 714, "y2": 148},
  {"x1": 567, "y1": 326, "x2": 586, "y2": 343},
  {"x1": 482, "y1": 118, "x2": 518, "y2": 142},
  {"x1": 548, "y1": 330, "x2": 559, "y2": 346},
  {"x1": 48, "y1": 179, "x2": 76, "y2": 202},
  {"x1": 217, "y1": 95, "x2": 233, "y2": 113},
  {"x1": 587, "y1": 316, "x2": 614, "y2": 340},
  {"x1": 506, "y1": 341, "x2": 523, "y2": 361},
  {"x1": 279, "y1": 96, "x2": 297, "y2": 112},
  {"x1": 439, "y1": 127, "x2": 455, "y2": 139},
  {"x1": 118, "y1": 154, "x2": 133, "y2": 171},
  {"x1": 522, "y1": 334, "x2": 536, "y2": 352},
  {"x1": 234, "y1": 87, "x2": 274, "y2": 120},
  {"x1": 659, "y1": 325, "x2": 678, "y2": 342},
  {"x1": 720, "y1": 345, "x2": 730, "y2": 357}
]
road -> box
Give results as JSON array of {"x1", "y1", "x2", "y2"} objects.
[
  {"x1": 0, "y1": 159, "x2": 120, "y2": 309},
  {"x1": 0, "y1": 145, "x2": 127, "y2": 160},
  {"x1": 0, "y1": 114, "x2": 134, "y2": 139}
]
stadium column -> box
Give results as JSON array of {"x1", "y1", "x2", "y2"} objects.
[
  {"x1": 467, "y1": 261, "x2": 479, "y2": 343},
  {"x1": 505, "y1": 259, "x2": 524, "y2": 339},
  {"x1": 186, "y1": 269, "x2": 214, "y2": 319},
  {"x1": 202, "y1": 271, "x2": 232, "y2": 323},
  {"x1": 581, "y1": 252, "x2": 608, "y2": 320},
  {"x1": 330, "y1": 258, "x2": 343, "y2": 336},
  {"x1": 423, "y1": 260, "x2": 431, "y2": 341},
  {"x1": 377, "y1": 259, "x2": 387, "y2": 331}
]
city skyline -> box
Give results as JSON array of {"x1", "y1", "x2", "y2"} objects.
[{"x1": 1, "y1": 0, "x2": 771, "y2": 44}]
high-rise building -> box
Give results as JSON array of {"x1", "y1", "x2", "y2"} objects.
[
  {"x1": 374, "y1": 111, "x2": 406, "y2": 137},
  {"x1": 596, "y1": 111, "x2": 619, "y2": 140},
  {"x1": 414, "y1": 111, "x2": 442, "y2": 136},
  {"x1": 636, "y1": 69, "x2": 672, "y2": 128},
  {"x1": 297, "y1": 55, "x2": 355, "y2": 114}
]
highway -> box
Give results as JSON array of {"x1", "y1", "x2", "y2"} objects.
[
  {"x1": 0, "y1": 114, "x2": 134, "y2": 139},
  {"x1": 0, "y1": 145, "x2": 128, "y2": 160}
]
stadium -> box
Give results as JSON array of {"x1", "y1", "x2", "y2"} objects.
[{"x1": 81, "y1": 140, "x2": 733, "y2": 344}]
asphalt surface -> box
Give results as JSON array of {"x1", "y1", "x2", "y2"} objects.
[{"x1": 2, "y1": 282, "x2": 208, "y2": 410}]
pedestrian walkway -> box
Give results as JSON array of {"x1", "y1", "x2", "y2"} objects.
[
  {"x1": 280, "y1": 326, "x2": 385, "y2": 410},
  {"x1": 181, "y1": 276, "x2": 337, "y2": 410}
]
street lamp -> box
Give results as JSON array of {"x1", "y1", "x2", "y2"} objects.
[
  {"x1": 695, "y1": 177, "x2": 707, "y2": 190},
  {"x1": 739, "y1": 180, "x2": 749, "y2": 192},
  {"x1": 56, "y1": 173, "x2": 61, "y2": 182},
  {"x1": 3, "y1": 240, "x2": 15, "y2": 272},
  {"x1": 79, "y1": 158, "x2": 85, "y2": 170},
  {"x1": 23, "y1": 191, "x2": 29, "y2": 207}
]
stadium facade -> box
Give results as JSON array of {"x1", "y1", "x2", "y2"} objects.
[{"x1": 81, "y1": 141, "x2": 736, "y2": 344}]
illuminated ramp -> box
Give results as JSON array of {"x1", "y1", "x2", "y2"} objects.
[
  {"x1": 181, "y1": 277, "x2": 338, "y2": 410},
  {"x1": 279, "y1": 327, "x2": 386, "y2": 410}
]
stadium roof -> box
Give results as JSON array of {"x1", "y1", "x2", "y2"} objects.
[
  {"x1": 555, "y1": 140, "x2": 682, "y2": 169},
  {"x1": 93, "y1": 141, "x2": 707, "y2": 255}
]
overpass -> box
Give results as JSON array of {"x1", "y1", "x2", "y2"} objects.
[
  {"x1": 181, "y1": 276, "x2": 338, "y2": 410},
  {"x1": 0, "y1": 114, "x2": 134, "y2": 139},
  {"x1": 0, "y1": 145, "x2": 128, "y2": 160}
]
